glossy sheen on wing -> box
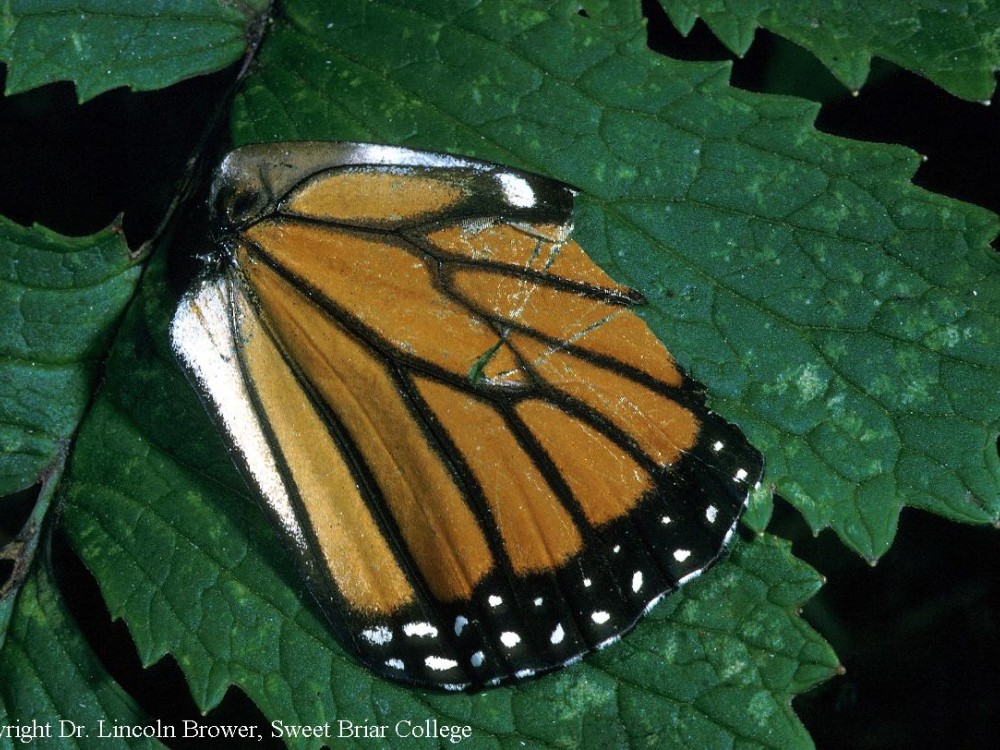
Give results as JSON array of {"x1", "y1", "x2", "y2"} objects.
[{"x1": 171, "y1": 141, "x2": 764, "y2": 692}]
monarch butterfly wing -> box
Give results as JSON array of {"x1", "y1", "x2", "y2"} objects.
[
  {"x1": 171, "y1": 270, "x2": 465, "y2": 682},
  {"x1": 172, "y1": 142, "x2": 763, "y2": 690},
  {"x1": 409, "y1": 202, "x2": 764, "y2": 667}
]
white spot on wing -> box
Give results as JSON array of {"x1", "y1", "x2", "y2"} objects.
[
  {"x1": 713, "y1": 440, "x2": 724, "y2": 451},
  {"x1": 632, "y1": 571, "x2": 643, "y2": 593},
  {"x1": 497, "y1": 173, "x2": 536, "y2": 208},
  {"x1": 386, "y1": 658, "x2": 404, "y2": 670},
  {"x1": 735, "y1": 468, "x2": 749, "y2": 481},
  {"x1": 500, "y1": 631, "x2": 521, "y2": 648},
  {"x1": 471, "y1": 651, "x2": 485, "y2": 667},
  {"x1": 550, "y1": 623, "x2": 565, "y2": 644},
  {"x1": 661, "y1": 515, "x2": 672, "y2": 525},
  {"x1": 583, "y1": 577, "x2": 592, "y2": 587},
  {"x1": 591, "y1": 611, "x2": 611, "y2": 624},
  {"x1": 706, "y1": 505, "x2": 719, "y2": 523},
  {"x1": 403, "y1": 621, "x2": 438, "y2": 638},
  {"x1": 454, "y1": 615, "x2": 468, "y2": 636},
  {"x1": 673, "y1": 549, "x2": 691, "y2": 562},
  {"x1": 488, "y1": 594, "x2": 503, "y2": 607},
  {"x1": 425, "y1": 655, "x2": 458, "y2": 671},
  {"x1": 361, "y1": 626, "x2": 392, "y2": 645},
  {"x1": 534, "y1": 597, "x2": 543, "y2": 606}
]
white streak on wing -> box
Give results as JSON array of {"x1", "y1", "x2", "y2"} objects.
[
  {"x1": 643, "y1": 592, "x2": 666, "y2": 614},
  {"x1": 678, "y1": 569, "x2": 703, "y2": 586},
  {"x1": 354, "y1": 143, "x2": 481, "y2": 170},
  {"x1": 169, "y1": 277, "x2": 299, "y2": 541},
  {"x1": 723, "y1": 523, "x2": 738, "y2": 546}
]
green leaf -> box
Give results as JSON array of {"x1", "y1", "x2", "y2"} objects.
[
  {"x1": 0, "y1": 559, "x2": 163, "y2": 750},
  {"x1": 0, "y1": 218, "x2": 140, "y2": 495},
  {"x1": 0, "y1": 0, "x2": 269, "y2": 102},
  {"x1": 662, "y1": 0, "x2": 1000, "y2": 102},
  {"x1": 0, "y1": 219, "x2": 140, "y2": 743},
  {"x1": 741, "y1": 484, "x2": 774, "y2": 533}
]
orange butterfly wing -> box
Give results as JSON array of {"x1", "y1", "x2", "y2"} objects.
[{"x1": 171, "y1": 142, "x2": 762, "y2": 690}]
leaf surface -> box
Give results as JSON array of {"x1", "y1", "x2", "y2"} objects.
[
  {"x1": 0, "y1": 218, "x2": 139, "y2": 496},
  {"x1": 0, "y1": 560, "x2": 163, "y2": 750},
  {"x1": 663, "y1": 0, "x2": 1000, "y2": 101},
  {"x1": 0, "y1": 0, "x2": 269, "y2": 101}
]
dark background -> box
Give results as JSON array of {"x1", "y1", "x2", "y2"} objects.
[{"x1": 1, "y1": 4, "x2": 998, "y2": 748}]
